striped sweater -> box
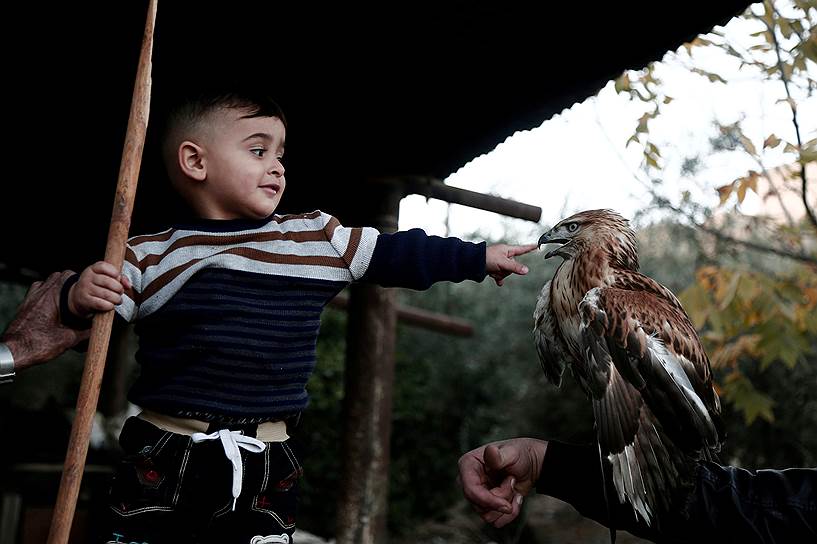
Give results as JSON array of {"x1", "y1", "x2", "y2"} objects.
[{"x1": 65, "y1": 210, "x2": 486, "y2": 422}]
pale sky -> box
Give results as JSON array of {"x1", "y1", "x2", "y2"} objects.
[{"x1": 398, "y1": 4, "x2": 817, "y2": 243}]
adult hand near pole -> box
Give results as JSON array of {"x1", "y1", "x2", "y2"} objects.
[
  {"x1": 1, "y1": 271, "x2": 90, "y2": 370},
  {"x1": 47, "y1": 1, "x2": 157, "y2": 542}
]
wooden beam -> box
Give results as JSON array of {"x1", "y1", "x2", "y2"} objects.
[{"x1": 376, "y1": 175, "x2": 542, "y2": 223}]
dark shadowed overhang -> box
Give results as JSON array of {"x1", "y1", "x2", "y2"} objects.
[{"x1": 2, "y1": 0, "x2": 754, "y2": 277}]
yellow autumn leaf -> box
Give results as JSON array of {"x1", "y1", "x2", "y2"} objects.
[
  {"x1": 717, "y1": 183, "x2": 735, "y2": 205},
  {"x1": 763, "y1": 134, "x2": 781, "y2": 148},
  {"x1": 737, "y1": 180, "x2": 748, "y2": 203},
  {"x1": 737, "y1": 172, "x2": 760, "y2": 203},
  {"x1": 739, "y1": 135, "x2": 758, "y2": 156},
  {"x1": 746, "y1": 171, "x2": 759, "y2": 193}
]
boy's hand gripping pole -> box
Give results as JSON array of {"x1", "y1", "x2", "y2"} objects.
[{"x1": 47, "y1": 1, "x2": 157, "y2": 542}]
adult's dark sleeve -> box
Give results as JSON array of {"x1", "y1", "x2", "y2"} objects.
[
  {"x1": 536, "y1": 441, "x2": 817, "y2": 543},
  {"x1": 360, "y1": 229, "x2": 486, "y2": 290}
]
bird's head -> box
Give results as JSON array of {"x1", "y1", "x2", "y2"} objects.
[{"x1": 538, "y1": 209, "x2": 638, "y2": 269}]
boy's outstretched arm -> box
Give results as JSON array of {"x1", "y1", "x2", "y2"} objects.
[
  {"x1": 486, "y1": 244, "x2": 537, "y2": 286},
  {"x1": 355, "y1": 226, "x2": 536, "y2": 290},
  {"x1": 67, "y1": 261, "x2": 132, "y2": 318}
]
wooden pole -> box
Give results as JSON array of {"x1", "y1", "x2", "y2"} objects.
[
  {"x1": 47, "y1": 1, "x2": 157, "y2": 542},
  {"x1": 336, "y1": 185, "x2": 401, "y2": 544}
]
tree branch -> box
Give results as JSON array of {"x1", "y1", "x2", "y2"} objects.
[
  {"x1": 694, "y1": 217, "x2": 816, "y2": 265},
  {"x1": 748, "y1": 149, "x2": 796, "y2": 227},
  {"x1": 763, "y1": 2, "x2": 817, "y2": 232},
  {"x1": 592, "y1": 93, "x2": 817, "y2": 267},
  {"x1": 661, "y1": 200, "x2": 817, "y2": 265}
]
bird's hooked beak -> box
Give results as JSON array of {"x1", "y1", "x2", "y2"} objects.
[{"x1": 538, "y1": 230, "x2": 571, "y2": 260}]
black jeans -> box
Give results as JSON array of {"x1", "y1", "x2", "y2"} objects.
[{"x1": 100, "y1": 416, "x2": 302, "y2": 544}]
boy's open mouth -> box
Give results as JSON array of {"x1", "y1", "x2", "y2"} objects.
[{"x1": 260, "y1": 182, "x2": 281, "y2": 195}]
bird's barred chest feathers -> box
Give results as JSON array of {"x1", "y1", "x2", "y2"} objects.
[{"x1": 552, "y1": 255, "x2": 615, "y2": 359}]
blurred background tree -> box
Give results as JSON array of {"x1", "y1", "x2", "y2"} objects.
[{"x1": 613, "y1": 0, "x2": 816, "y2": 467}]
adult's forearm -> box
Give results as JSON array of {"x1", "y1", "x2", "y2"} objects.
[
  {"x1": 2, "y1": 335, "x2": 47, "y2": 372},
  {"x1": 537, "y1": 441, "x2": 817, "y2": 543},
  {"x1": 684, "y1": 462, "x2": 817, "y2": 542}
]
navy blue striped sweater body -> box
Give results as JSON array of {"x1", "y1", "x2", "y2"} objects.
[{"x1": 65, "y1": 211, "x2": 486, "y2": 423}]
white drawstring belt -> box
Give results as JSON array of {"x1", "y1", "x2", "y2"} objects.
[{"x1": 191, "y1": 428, "x2": 266, "y2": 510}]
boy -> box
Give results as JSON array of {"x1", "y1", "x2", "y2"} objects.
[{"x1": 61, "y1": 90, "x2": 535, "y2": 543}]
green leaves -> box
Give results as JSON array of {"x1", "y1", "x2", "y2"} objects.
[
  {"x1": 801, "y1": 27, "x2": 817, "y2": 62},
  {"x1": 723, "y1": 371, "x2": 775, "y2": 424},
  {"x1": 680, "y1": 265, "x2": 817, "y2": 423},
  {"x1": 614, "y1": 72, "x2": 631, "y2": 93}
]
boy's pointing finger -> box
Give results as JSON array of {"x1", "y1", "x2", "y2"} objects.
[{"x1": 507, "y1": 244, "x2": 538, "y2": 257}]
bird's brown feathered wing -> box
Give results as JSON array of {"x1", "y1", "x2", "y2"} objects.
[{"x1": 578, "y1": 273, "x2": 724, "y2": 523}]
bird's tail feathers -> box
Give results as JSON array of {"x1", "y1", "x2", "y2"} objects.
[
  {"x1": 597, "y1": 439, "x2": 617, "y2": 544},
  {"x1": 595, "y1": 371, "x2": 692, "y2": 528}
]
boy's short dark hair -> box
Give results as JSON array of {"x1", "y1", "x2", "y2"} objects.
[
  {"x1": 165, "y1": 88, "x2": 286, "y2": 131},
  {"x1": 158, "y1": 88, "x2": 287, "y2": 163}
]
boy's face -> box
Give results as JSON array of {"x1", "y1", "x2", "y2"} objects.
[{"x1": 194, "y1": 108, "x2": 286, "y2": 220}]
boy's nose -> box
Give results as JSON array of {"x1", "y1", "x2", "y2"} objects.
[{"x1": 267, "y1": 161, "x2": 285, "y2": 176}]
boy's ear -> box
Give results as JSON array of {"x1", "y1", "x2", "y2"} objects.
[{"x1": 178, "y1": 141, "x2": 206, "y2": 181}]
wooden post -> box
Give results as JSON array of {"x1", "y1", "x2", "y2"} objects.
[
  {"x1": 334, "y1": 177, "x2": 540, "y2": 542},
  {"x1": 336, "y1": 185, "x2": 401, "y2": 544},
  {"x1": 47, "y1": 1, "x2": 157, "y2": 542}
]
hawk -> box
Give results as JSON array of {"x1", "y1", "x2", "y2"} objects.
[{"x1": 534, "y1": 209, "x2": 724, "y2": 526}]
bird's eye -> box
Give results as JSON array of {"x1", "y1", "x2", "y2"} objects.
[{"x1": 566, "y1": 222, "x2": 579, "y2": 233}]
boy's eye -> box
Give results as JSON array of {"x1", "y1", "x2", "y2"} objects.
[{"x1": 251, "y1": 148, "x2": 266, "y2": 157}]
